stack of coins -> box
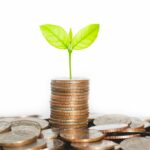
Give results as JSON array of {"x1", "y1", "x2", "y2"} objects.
[{"x1": 50, "y1": 79, "x2": 89, "y2": 129}]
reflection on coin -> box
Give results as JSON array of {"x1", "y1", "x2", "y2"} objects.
[
  {"x1": 0, "y1": 131, "x2": 36, "y2": 147},
  {"x1": 3, "y1": 139, "x2": 46, "y2": 150},
  {"x1": 41, "y1": 129, "x2": 59, "y2": 140},
  {"x1": 16, "y1": 117, "x2": 49, "y2": 129},
  {"x1": 46, "y1": 139, "x2": 64, "y2": 150},
  {"x1": 120, "y1": 137, "x2": 150, "y2": 150},
  {"x1": 94, "y1": 114, "x2": 131, "y2": 126},
  {"x1": 71, "y1": 140, "x2": 117, "y2": 150},
  {"x1": 60, "y1": 129, "x2": 105, "y2": 143},
  {"x1": 11, "y1": 120, "x2": 41, "y2": 138},
  {"x1": 0, "y1": 121, "x2": 11, "y2": 133},
  {"x1": 89, "y1": 123, "x2": 129, "y2": 133}
]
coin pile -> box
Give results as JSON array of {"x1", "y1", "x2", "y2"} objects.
[
  {"x1": 93, "y1": 114, "x2": 145, "y2": 140},
  {"x1": 0, "y1": 117, "x2": 64, "y2": 150},
  {"x1": 50, "y1": 79, "x2": 89, "y2": 129}
]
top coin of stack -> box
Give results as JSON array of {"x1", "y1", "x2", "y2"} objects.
[{"x1": 50, "y1": 79, "x2": 89, "y2": 129}]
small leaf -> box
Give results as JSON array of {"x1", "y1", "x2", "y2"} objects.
[
  {"x1": 40, "y1": 24, "x2": 69, "y2": 49},
  {"x1": 72, "y1": 24, "x2": 100, "y2": 50}
]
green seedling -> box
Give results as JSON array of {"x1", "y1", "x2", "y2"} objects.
[{"x1": 40, "y1": 24, "x2": 100, "y2": 79}]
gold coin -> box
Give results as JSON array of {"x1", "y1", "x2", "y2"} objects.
[
  {"x1": 51, "y1": 79, "x2": 89, "y2": 84},
  {"x1": 60, "y1": 129, "x2": 105, "y2": 143},
  {"x1": 51, "y1": 85, "x2": 89, "y2": 90},
  {"x1": 50, "y1": 121, "x2": 88, "y2": 128},
  {"x1": 46, "y1": 139, "x2": 64, "y2": 150},
  {"x1": 71, "y1": 140, "x2": 118, "y2": 150},
  {"x1": 50, "y1": 114, "x2": 88, "y2": 120},
  {"x1": 0, "y1": 121, "x2": 11, "y2": 133},
  {"x1": 51, "y1": 102, "x2": 88, "y2": 107},
  {"x1": 50, "y1": 112, "x2": 89, "y2": 117},
  {"x1": 89, "y1": 123, "x2": 129, "y2": 133},
  {"x1": 51, "y1": 106, "x2": 88, "y2": 111},
  {"x1": 49, "y1": 120, "x2": 87, "y2": 125},
  {"x1": 50, "y1": 118, "x2": 88, "y2": 124},
  {"x1": 41, "y1": 129, "x2": 58, "y2": 140},
  {"x1": 3, "y1": 139, "x2": 46, "y2": 150},
  {"x1": 11, "y1": 120, "x2": 41, "y2": 138},
  {"x1": 16, "y1": 117, "x2": 49, "y2": 130},
  {"x1": 52, "y1": 88, "x2": 89, "y2": 93},
  {"x1": 51, "y1": 94, "x2": 88, "y2": 100},
  {"x1": 51, "y1": 98, "x2": 88, "y2": 104},
  {"x1": 51, "y1": 91, "x2": 88, "y2": 96},
  {"x1": 0, "y1": 131, "x2": 36, "y2": 147},
  {"x1": 105, "y1": 134, "x2": 140, "y2": 140}
]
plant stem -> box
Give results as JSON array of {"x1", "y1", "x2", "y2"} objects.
[{"x1": 68, "y1": 50, "x2": 72, "y2": 80}]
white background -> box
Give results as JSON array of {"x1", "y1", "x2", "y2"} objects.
[{"x1": 0, "y1": 0, "x2": 150, "y2": 118}]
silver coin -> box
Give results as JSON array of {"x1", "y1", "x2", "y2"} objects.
[
  {"x1": 0, "y1": 121, "x2": 11, "y2": 133},
  {"x1": 11, "y1": 120, "x2": 41, "y2": 138},
  {"x1": 120, "y1": 137, "x2": 150, "y2": 150},
  {"x1": 94, "y1": 114, "x2": 131, "y2": 125}
]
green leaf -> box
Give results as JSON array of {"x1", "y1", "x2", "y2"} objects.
[
  {"x1": 69, "y1": 28, "x2": 73, "y2": 42},
  {"x1": 40, "y1": 24, "x2": 69, "y2": 49},
  {"x1": 72, "y1": 24, "x2": 100, "y2": 50}
]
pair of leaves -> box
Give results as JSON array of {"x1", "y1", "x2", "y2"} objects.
[{"x1": 40, "y1": 24, "x2": 100, "y2": 50}]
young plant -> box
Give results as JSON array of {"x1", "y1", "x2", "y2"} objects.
[{"x1": 40, "y1": 24, "x2": 100, "y2": 80}]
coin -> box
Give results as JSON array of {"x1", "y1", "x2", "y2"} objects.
[
  {"x1": 3, "y1": 139, "x2": 46, "y2": 150},
  {"x1": 41, "y1": 129, "x2": 59, "y2": 140},
  {"x1": 89, "y1": 123, "x2": 129, "y2": 133},
  {"x1": 122, "y1": 117, "x2": 145, "y2": 132},
  {"x1": 0, "y1": 117, "x2": 18, "y2": 123},
  {"x1": 11, "y1": 120, "x2": 41, "y2": 138},
  {"x1": 105, "y1": 134, "x2": 140, "y2": 140},
  {"x1": 0, "y1": 131, "x2": 36, "y2": 147},
  {"x1": 51, "y1": 80, "x2": 89, "y2": 85},
  {"x1": 144, "y1": 122, "x2": 150, "y2": 128},
  {"x1": 94, "y1": 114, "x2": 131, "y2": 126},
  {"x1": 50, "y1": 79, "x2": 89, "y2": 129},
  {"x1": 0, "y1": 121, "x2": 11, "y2": 133},
  {"x1": 60, "y1": 129, "x2": 105, "y2": 143},
  {"x1": 46, "y1": 139, "x2": 64, "y2": 150},
  {"x1": 120, "y1": 137, "x2": 150, "y2": 150},
  {"x1": 71, "y1": 140, "x2": 117, "y2": 150},
  {"x1": 16, "y1": 117, "x2": 49, "y2": 129},
  {"x1": 51, "y1": 106, "x2": 88, "y2": 111}
]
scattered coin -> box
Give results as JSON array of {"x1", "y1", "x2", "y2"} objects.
[
  {"x1": 120, "y1": 137, "x2": 150, "y2": 150},
  {"x1": 71, "y1": 140, "x2": 117, "y2": 150},
  {"x1": 16, "y1": 117, "x2": 49, "y2": 129},
  {"x1": 0, "y1": 117, "x2": 18, "y2": 123},
  {"x1": 41, "y1": 128, "x2": 59, "y2": 140},
  {"x1": 3, "y1": 139, "x2": 46, "y2": 150},
  {"x1": 89, "y1": 123, "x2": 129, "y2": 133},
  {"x1": 11, "y1": 120, "x2": 41, "y2": 138},
  {"x1": 60, "y1": 129, "x2": 105, "y2": 143},
  {"x1": 94, "y1": 114, "x2": 131, "y2": 126},
  {"x1": 46, "y1": 139, "x2": 64, "y2": 150},
  {"x1": 0, "y1": 121, "x2": 11, "y2": 134},
  {"x1": 122, "y1": 117, "x2": 145, "y2": 132},
  {"x1": 0, "y1": 131, "x2": 36, "y2": 147},
  {"x1": 105, "y1": 134, "x2": 140, "y2": 140}
]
